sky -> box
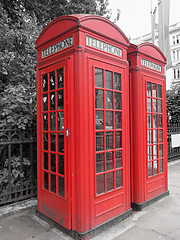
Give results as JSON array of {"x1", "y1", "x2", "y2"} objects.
[{"x1": 108, "y1": 0, "x2": 180, "y2": 39}]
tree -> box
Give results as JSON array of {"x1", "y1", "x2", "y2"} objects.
[
  {"x1": 0, "y1": 0, "x2": 110, "y2": 129},
  {"x1": 166, "y1": 84, "x2": 180, "y2": 125}
]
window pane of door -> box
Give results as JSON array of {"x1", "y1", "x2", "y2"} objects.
[
  {"x1": 96, "y1": 174, "x2": 105, "y2": 195},
  {"x1": 95, "y1": 68, "x2": 103, "y2": 88},
  {"x1": 105, "y1": 71, "x2": 112, "y2": 89}
]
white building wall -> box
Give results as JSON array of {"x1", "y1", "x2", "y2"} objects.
[{"x1": 132, "y1": 23, "x2": 180, "y2": 90}]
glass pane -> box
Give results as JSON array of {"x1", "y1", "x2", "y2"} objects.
[
  {"x1": 147, "y1": 114, "x2": 152, "y2": 128},
  {"x1": 107, "y1": 172, "x2": 114, "y2": 192},
  {"x1": 105, "y1": 71, "x2": 112, "y2": 89},
  {"x1": 159, "y1": 159, "x2": 163, "y2": 173},
  {"x1": 158, "y1": 100, "x2": 162, "y2": 113},
  {"x1": 114, "y1": 92, "x2": 121, "y2": 109},
  {"x1": 51, "y1": 154, "x2": 56, "y2": 172},
  {"x1": 44, "y1": 152, "x2": 48, "y2": 170},
  {"x1": 96, "y1": 132, "x2": 104, "y2": 151},
  {"x1": 95, "y1": 68, "x2": 103, "y2": 88},
  {"x1": 147, "y1": 98, "x2": 152, "y2": 112},
  {"x1": 43, "y1": 113, "x2": 48, "y2": 131},
  {"x1": 115, "y1": 112, "x2": 122, "y2": 129},
  {"x1": 159, "y1": 144, "x2": 163, "y2": 158},
  {"x1": 153, "y1": 145, "x2": 158, "y2": 159},
  {"x1": 159, "y1": 129, "x2": 163, "y2": 143},
  {"x1": 159, "y1": 115, "x2": 163, "y2": 128},
  {"x1": 115, "y1": 151, "x2": 122, "y2": 168},
  {"x1": 96, "y1": 174, "x2": 105, "y2": 195},
  {"x1": 96, "y1": 153, "x2": 105, "y2": 173},
  {"x1": 50, "y1": 113, "x2": 56, "y2": 131},
  {"x1": 116, "y1": 170, "x2": 123, "y2": 188},
  {"x1": 115, "y1": 131, "x2": 122, "y2": 149},
  {"x1": 147, "y1": 82, "x2": 151, "y2": 97},
  {"x1": 148, "y1": 146, "x2": 153, "y2": 160},
  {"x1": 153, "y1": 99, "x2": 157, "y2": 112},
  {"x1": 153, "y1": 115, "x2": 157, "y2": 128},
  {"x1": 58, "y1": 90, "x2": 64, "y2": 109},
  {"x1": 49, "y1": 71, "x2": 55, "y2": 90},
  {"x1": 106, "y1": 111, "x2": 113, "y2": 129},
  {"x1": 58, "y1": 155, "x2": 64, "y2": 175},
  {"x1": 106, "y1": 152, "x2": 114, "y2": 171},
  {"x1": 50, "y1": 92, "x2": 55, "y2": 110},
  {"x1": 51, "y1": 133, "x2": 56, "y2": 152},
  {"x1": 44, "y1": 172, "x2": 48, "y2": 190},
  {"x1": 158, "y1": 85, "x2": 162, "y2": 98},
  {"x1": 43, "y1": 94, "x2": 48, "y2": 111},
  {"x1": 51, "y1": 174, "x2": 56, "y2": 193},
  {"x1": 96, "y1": 111, "x2": 104, "y2": 130},
  {"x1": 147, "y1": 130, "x2": 152, "y2": 144},
  {"x1": 154, "y1": 161, "x2": 158, "y2": 175},
  {"x1": 105, "y1": 91, "x2": 113, "y2": 109},
  {"x1": 153, "y1": 83, "x2": 157, "y2": 97},
  {"x1": 58, "y1": 176, "x2": 64, "y2": 197},
  {"x1": 106, "y1": 132, "x2": 113, "y2": 150},
  {"x1": 148, "y1": 162, "x2": 153, "y2": 176},
  {"x1": 42, "y1": 74, "x2": 48, "y2": 92},
  {"x1": 58, "y1": 134, "x2": 64, "y2": 153},
  {"x1": 57, "y1": 68, "x2": 63, "y2": 88},
  {"x1": 114, "y1": 73, "x2": 121, "y2": 90},
  {"x1": 153, "y1": 130, "x2": 158, "y2": 143},
  {"x1": 44, "y1": 133, "x2": 48, "y2": 150},
  {"x1": 58, "y1": 112, "x2": 64, "y2": 131},
  {"x1": 95, "y1": 89, "x2": 104, "y2": 109}
]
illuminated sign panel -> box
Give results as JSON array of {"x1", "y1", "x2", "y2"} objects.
[
  {"x1": 42, "y1": 36, "x2": 73, "y2": 58},
  {"x1": 141, "y1": 58, "x2": 162, "y2": 72},
  {"x1": 86, "y1": 36, "x2": 122, "y2": 57}
]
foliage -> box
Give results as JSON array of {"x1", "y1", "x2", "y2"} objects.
[
  {"x1": 166, "y1": 84, "x2": 180, "y2": 124},
  {"x1": 0, "y1": 155, "x2": 31, "y2": 196},
  {"x1": 0, "y1": 0, "x2": 110, "y2": 130},
  {"x1": 0, "y1": 83, "x2": 36, "y2": 129}
]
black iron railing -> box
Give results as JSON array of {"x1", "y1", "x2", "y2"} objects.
[
  {"x1": 167, "y1": 123, "x2": 180, "y2": 161},
  {"x1": 0, "y1": 129, "x2": 37, "y2": 206}
]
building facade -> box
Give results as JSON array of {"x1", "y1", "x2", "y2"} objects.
[{"x1": 132, "y1": 22, "x2": 180, "y2": 89}]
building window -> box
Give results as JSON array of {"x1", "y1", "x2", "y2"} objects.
[
  {"x1": 173, "y1": 51, "x2": 176, "y2": 61},
  {"x1": 174, "y1": 69, "x2": 176, "y2": 79},
  {"x1": 178, "y1": 69, "x2": 180, "y2": 79},
  {"x1": 177, "y1": 50, "x2": 180, "y2": 60},
  {"x1": 173, "y1": 36, "x2": 176, "y2": 44},
  {"x1": 177, "y1": 35, "x2": 180, "y2": 44}
]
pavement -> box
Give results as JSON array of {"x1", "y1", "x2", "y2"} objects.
[{"x1": 0, "y1": 160, "x2": 180, "y2": 240}]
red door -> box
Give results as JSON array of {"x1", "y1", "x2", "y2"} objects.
[
  {"x1": 145, "y1": 77, "x2": 167, "y2": 200},
  {"x1": 38, "y1": 60, "x2": 71, "y2": 229},
  {"x1": 89, "y1": 59, "x2": 130, "y2": 227}
]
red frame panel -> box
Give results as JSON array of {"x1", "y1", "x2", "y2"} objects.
[
  {"x1": 37, "y1": 60, "x2": 71, "y2": 229},
  {"x1": 89, "y1": 58, "x2": 130, "y2": 228}
]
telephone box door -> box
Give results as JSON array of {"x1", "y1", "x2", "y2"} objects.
[{"x1": 37, "y1": 60, "x2": 71, "y2": 229}]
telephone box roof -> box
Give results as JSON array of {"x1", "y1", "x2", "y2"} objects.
[
  {"x1": 128, "y1": 42, "x2": 166, "y2": 64},
  {"x1": 35, "y1": 14, "x2": 129, "y2": 49}
]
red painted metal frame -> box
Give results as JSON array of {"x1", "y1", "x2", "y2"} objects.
[
  {"x1": 128, "y1": 43, "x2": 168, "y2": 206},
  {"x1": 36, "y1": 14, "x2": 131, "y2": 233}
]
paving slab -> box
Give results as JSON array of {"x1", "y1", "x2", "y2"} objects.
[{"x1": 113, "y1": 225, "x2": 171, "y2": 240}]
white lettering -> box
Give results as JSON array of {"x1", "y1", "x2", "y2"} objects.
[
  {"x1": 141, "y1": 58, "x2": 162, "y2": 72},
  {"x1": 86, "y1": 36, "x2": 122, "y2": 57},
  {"x1": 42, "y1": 36, "x2": 73, "y2": 58}
]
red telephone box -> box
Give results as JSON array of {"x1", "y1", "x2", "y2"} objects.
[
  {"x1": 128, "y1": 43, "x2": 169, "y2": 210},
  {"x1": 35, "y1": 14, "x2": 131, "y2": 237}
]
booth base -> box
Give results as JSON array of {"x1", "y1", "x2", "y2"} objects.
[
  {"x1": 131, "y1": 190, "x2": 169, "y2": 211},
  {"x1": 36, "y1": 209, "x2": 133, "y2": 240}
]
